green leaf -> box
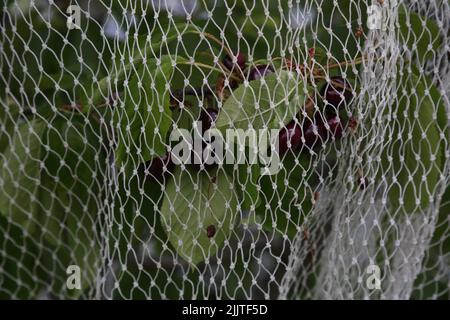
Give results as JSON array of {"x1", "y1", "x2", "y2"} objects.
[
  {"x1": 256, "y1": 178, "x2": 312, "y2": 240},
  {"x1": 39, "y1": 115, "x2": 104, "y2": 241},
  {"x1": 398, "y1": 5, "x2": 441, "y2": 62},
  {"x1": 216, "y1": 70, "x2": 304, "y2": 132},
  {"x1": 37, "y1": 184, "x2": 101, "y2": 298},
  {"x1": 411, "y1": 183, "x2": 450, "y2": 299},
  {"x1": 0, "y1": 214, "x2": 47, "y2": 299},
  {"x1": 108, "y1": 171, "x2": 167, "y2": 261},
  {"x1": 115, "y1": 55, "x2": 185, "y2": 171},
  {"x1": 86, "y1": 23, "x2": 196, "y2": 107},
  {"x1": 36, "y1": 116, "x2": 104, "y2": 296},
  {"x1": 385, "y1": 72, "x2": 445, "y2": 213},
  {"x1": 65, "y1": 192, "x2": 101, "y2": 296},
  {"x1": 225, "y1": 163, "x2": 261, "y2": 212},
  {"x1": 0, "y1": 120, "x2": 46, "y2": 233},
  {"x1": 430, "y1": 183, "x2": 450, "y2": 258},
  {"x1": 410, "y1": 66, "x2": 448, "y2": 131},
  {"x1": 237, "y1": 163, "x2": 261, "y2": 211},
  {"x1": 0, "y1": 115, "x2": 104, "y2": 298},
  {"x1": 0, "y1": 102, "x2": 20, "y2": 154},
  {"x1": 160, "y1": 167, "x2": 238, "y2": 265},
  {"x1": 255, "y1": 153, "x2": 313, "y2": 239},
  {"x1": 42, "y1": 116, "x2": 104, "y2": 297},
  {"x1": 410, "y1": 66, "x2": 448, "y2": 170}
]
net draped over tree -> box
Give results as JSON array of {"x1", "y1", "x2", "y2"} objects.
[{"x1": 0, "y1": 0, "x2": 449, "y2": 299}]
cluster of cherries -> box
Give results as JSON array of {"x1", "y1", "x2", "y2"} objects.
[
  {"x1": 142, "y1": 51, "x2": 353, "y2": 180},
  {"x1": 220, "y1": 52, "x2": 353, "y2": 156},
  {"x1": 278, "y1": 75, "x2": 352, "y2": 155}
]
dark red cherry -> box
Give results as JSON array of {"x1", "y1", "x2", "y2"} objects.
[
  {"x1": 325, "y1": 116, "x2": 344, "y2": 140},
  {"x1": 320, "y1": 76, "x2": 353, "y2": 112},
  {"x1": 278, "y1": 120, "x2": 302, "y2": 155},
  {"x1": 223, "y1": 52, "x2": 246, "y2": 71},
  {"x1": 199, "y1": 108, "x2": 218, "y2": 132},
  {"x1": 106, "y1": 92, "x2": 120, "y2": 107},
  {"x1": 140, "y1": 152, "x2": 174, "y2": 181},
  {"x1": 206, "y1": 225, "x2": 216, "y2": 238},
  {"x1": 248, "y1": 65, "x2": 274, "y2": 81},
  {"x1": 300, "y1": 116, "x2": 344, "y2": 152},
  {"x1": 301, "y1": 119, "x2": 326, "y2": 150},
  {"x1": 192, "y1": 108, "x2": 219, "y2": 172}
]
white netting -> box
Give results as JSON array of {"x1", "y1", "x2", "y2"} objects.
[{"x1": 0, "y1": 0, "x2": 449, "y2": 300}]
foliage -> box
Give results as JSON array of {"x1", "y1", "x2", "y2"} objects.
[{"x1": 0, "y1": 0, "x2": 447, "y2": 299}]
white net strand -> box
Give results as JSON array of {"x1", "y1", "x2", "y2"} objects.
[
  {"x1": 0, "y1": 0, "x2": 450, "y2": 300},
  {"x1": 402, "y1": 0, "x2": 450, "y2": 300},
  {"x1": 280, "y1": 0, "x2": 400, "y2": 298},
  {"x1": 317, "y1": 1, "x2": 402, "y2": 300},
  {"x1": 283, "y1": 0, "x2": 450, "y2": 300}
]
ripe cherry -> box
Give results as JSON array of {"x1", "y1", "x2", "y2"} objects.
[
  {"x1": 278, "y1": 120, "x2": 302, "y2": 155},
  {"x1": 192, "y1": 108, "x2": 219, "y2": 171},
  {"x1": 206, "y1": 225, "x2": 216, "y2": 238},
  {"x1": 300, "y1": 116, "x2": 344, "y2": 151},
  {"x1": 140, "y1": 152, "x2": 175, "y2": 182},
  {"x1": 223, "y1": 52, "x2": 246, "y2": 71},
  {"x1": 320, "y1": 76, "x2": 353, "y2": 113},
  {"x1": 325, "y1": 116, "x2": 344, "y2": 140},
  {"x1": 106, "y1": 92, "x2": 120, "y2": 107},
  {"x1": 199, "y1": 108, "x2": 218, "y2": 132},
  {"x1": 248, "y1": 65, "x2": 274, "y2": 81},
  {"x1": 302, "y1": 119, "x2": 326, "y2": 150}
]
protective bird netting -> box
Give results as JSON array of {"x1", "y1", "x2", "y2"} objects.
[{"x1": 0, "y1": 0, "x2": 449, "y2": 300}]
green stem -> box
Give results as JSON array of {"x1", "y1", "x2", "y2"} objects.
[
  {"x1": 180, "y1": 61, "x2": 241, "y2": 82},
  {"x1": 187, "y1": 31, "x2": 233, "y2": 58},
  {"x1": 314, "y1": 76, "x2": 353, "y2": 94},
  {"x1": 326, "y1": 55, "x2": 383, "y2": 69}
]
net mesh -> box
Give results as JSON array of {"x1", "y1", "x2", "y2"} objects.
[{"x1": 0, "y1": 0, "x2": 449, "y2": 300}]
